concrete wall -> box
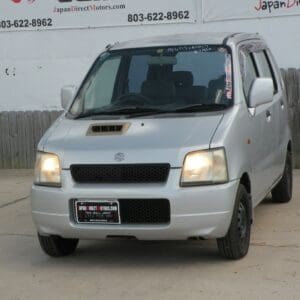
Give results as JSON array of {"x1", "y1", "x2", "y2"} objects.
[
  {"x1": 1, "y1": 1, "x2": 300, "y2": 111},
  {"x1": 1, "y1": 1, "x2": 300, "y2": 168}
]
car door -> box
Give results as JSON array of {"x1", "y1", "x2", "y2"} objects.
[
  {"x1": 252, "y1": 50, "x2": 282, "y2": 184},
  {"x1": 239, "y1": 45, "x2": 276, "y2": 204},
  {"x1": 265, "y1": 49, "x2": 287, "y2": 177}
]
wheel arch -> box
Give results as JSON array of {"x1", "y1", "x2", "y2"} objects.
[
  {"x1": 287, "y1": 140, "x2": 292, "y2": 154},
  {"x1": 240, "y1": 173, "x2": 251, "y2": 195},
  {"x1": 239, "y1": 172, "x2": 253, "y2": 222}
]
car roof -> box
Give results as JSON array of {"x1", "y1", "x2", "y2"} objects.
[{"x1": 110, "y1": 32, "x2": 262, "y2": 51}]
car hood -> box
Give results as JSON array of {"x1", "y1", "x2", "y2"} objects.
[{"x1": 42, "y1": 114, "x2": 224, "y2": 168}]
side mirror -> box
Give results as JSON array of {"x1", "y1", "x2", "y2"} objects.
[
  {"x1": 249, "y1": 78, "x2": 273, "y2": 108},
  {"x1": 61, "y1": 85, "x2": 77, "y2": 110}
]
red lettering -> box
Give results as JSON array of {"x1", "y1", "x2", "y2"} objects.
[
  {"x1": 255, "y1": 0, "x2": 263, "y2": 10},
  {"x1": 287, "y1": 0, "x2": 296, "y2": 8}
]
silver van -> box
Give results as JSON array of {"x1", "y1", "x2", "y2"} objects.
[{"x1": 32, "y1": 32, "x2": 293, "y2": 259}]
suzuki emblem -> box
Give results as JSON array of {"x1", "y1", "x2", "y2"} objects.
[{"x1": 114, "y1": 153, "x2": 125, "y2": 162}]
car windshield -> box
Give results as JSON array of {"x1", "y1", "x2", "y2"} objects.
[{"x1": 69, "y1": 45, "x2": 233, "y2": 118}]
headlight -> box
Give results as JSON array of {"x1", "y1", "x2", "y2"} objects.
[
  {"x1": 181, "y1": 148, "x2": 228, "y2": 186},
  {"x1": 34, "y1": 152, "x2": 61, "y2": 187}
]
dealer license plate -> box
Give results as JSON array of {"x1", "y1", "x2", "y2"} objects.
[{"x1": 75, "y1": 200, "x2": 120, "y2": 224}]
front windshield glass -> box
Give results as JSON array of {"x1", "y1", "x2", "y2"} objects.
[{"x1": 70, "y1": 45, "x2": 233, "y2": 118}]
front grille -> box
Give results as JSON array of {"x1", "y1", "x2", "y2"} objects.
[
  {"x1": 71, "y1": 164, "x2": 170, "y2": 184},
  {"x1": 120, "y1": 199, "x2": 170, "y2": 224},
  {"x1": 72, "y1": 198, "x2": 170, "y2": 225}
]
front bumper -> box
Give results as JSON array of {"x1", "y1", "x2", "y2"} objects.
[{"x1": 31, "y1": 169, "x2": 239, "y2": 240}]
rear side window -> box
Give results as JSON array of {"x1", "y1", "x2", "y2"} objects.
[
  {"x1": 240, "y1": 52, "x2": 258, "y2": 102},
  {"x1": 253, "y1": 51, "x2": 278, "y2": 93}
]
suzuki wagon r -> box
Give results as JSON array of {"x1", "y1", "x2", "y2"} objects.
[{"x1": 32, "y1": 32, "x2": 293, "y2": 259}]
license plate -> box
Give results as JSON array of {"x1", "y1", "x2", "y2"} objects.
[{"x1": 75, "y1": 200, "x2": 120, "y2": 224}]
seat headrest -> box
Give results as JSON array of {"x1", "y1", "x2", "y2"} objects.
[
  {"x1": 141, "y1": 80, "x2": 176, "y2": 99},
  {"x1": 171, "y1": 71, "x2": 194, "y2": 88}
]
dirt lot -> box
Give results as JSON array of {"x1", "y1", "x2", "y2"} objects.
[{"x1": 0, "y1": 170, "x2": 300, "y2": 300}]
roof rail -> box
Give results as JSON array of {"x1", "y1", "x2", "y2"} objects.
[
  {"x1": 223, "y1": 33, "x2": 242, "y2": 45},
  {"x1": 105, "y1": 42, "x2": 119, "y2": 51}
]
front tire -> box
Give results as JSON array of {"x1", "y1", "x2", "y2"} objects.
[
  {"x1": 217, "y1": 184, "x2": 251, "y2": 260},
  {"x1": 38, "y1": 233, "x2": 79, "y2": 257},
  {"x1": 272, "y1": 151, "x2": 293, "y2": 203}
]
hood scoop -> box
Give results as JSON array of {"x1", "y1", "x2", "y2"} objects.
[{"x1": 87, "y1": 123, "x2": 130, "y2": 136}]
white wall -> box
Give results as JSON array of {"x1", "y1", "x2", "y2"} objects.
[{"x1": 1, "y1": 1, "x2": 299, "y2": 111}]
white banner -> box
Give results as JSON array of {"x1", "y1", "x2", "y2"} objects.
[
  {"x1": 203, "y1": 0, "x2": 300, "y2": 23},
  {"x1": 0, "y1": 0, "x2": 197, "y2": 32}
]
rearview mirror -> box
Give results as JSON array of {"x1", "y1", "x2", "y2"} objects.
[
  {"x1": 249, "y1": 78, "x2": 273, "y2": 108},
  {"x1": 61, "y1": 85, "x2": 77, "y2": 110},
  {"x1": 148, "y1": 56, "x2": 177, "y2": 65}
]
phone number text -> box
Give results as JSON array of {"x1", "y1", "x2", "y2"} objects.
[
  {"x1": 128, "y1": 11, "x2": 191, "y2": 23},
  {"x1": 0, "y1": 18, "x2": 53, "y2": 29}
]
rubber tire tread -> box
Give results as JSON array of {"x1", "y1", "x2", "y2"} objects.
[
  {"x1": 217, "y1": 184, "x2": 251, "y2": 260},
  {"x1": 38, "y1": 233, "x2": 79, "y2": 257}
]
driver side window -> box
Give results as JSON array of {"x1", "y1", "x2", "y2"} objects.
[
  {"x1": 84, "y1": 56, "x2": 121, "y2": 110},
  {"x1": 240, "y1": 51, "x2": 258, "y2": 105}
]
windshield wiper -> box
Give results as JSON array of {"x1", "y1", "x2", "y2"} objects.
[
  {"x1": 74, "y1": 104, "x2": 229, "y2": 119},
  {"x1": 172, "y1": 103, "x2": 228, "y2": 113},
  {"x1": 74, "y1": 107, "x2": 168, "y2": 119}
]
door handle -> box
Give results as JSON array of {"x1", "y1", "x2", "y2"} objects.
[
  {"x1": 266, "y1": 110, "x2": 272, "y2": 122},
  {"x1": 280, "y1": 101, "x2": 285, "y2": 110}
]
